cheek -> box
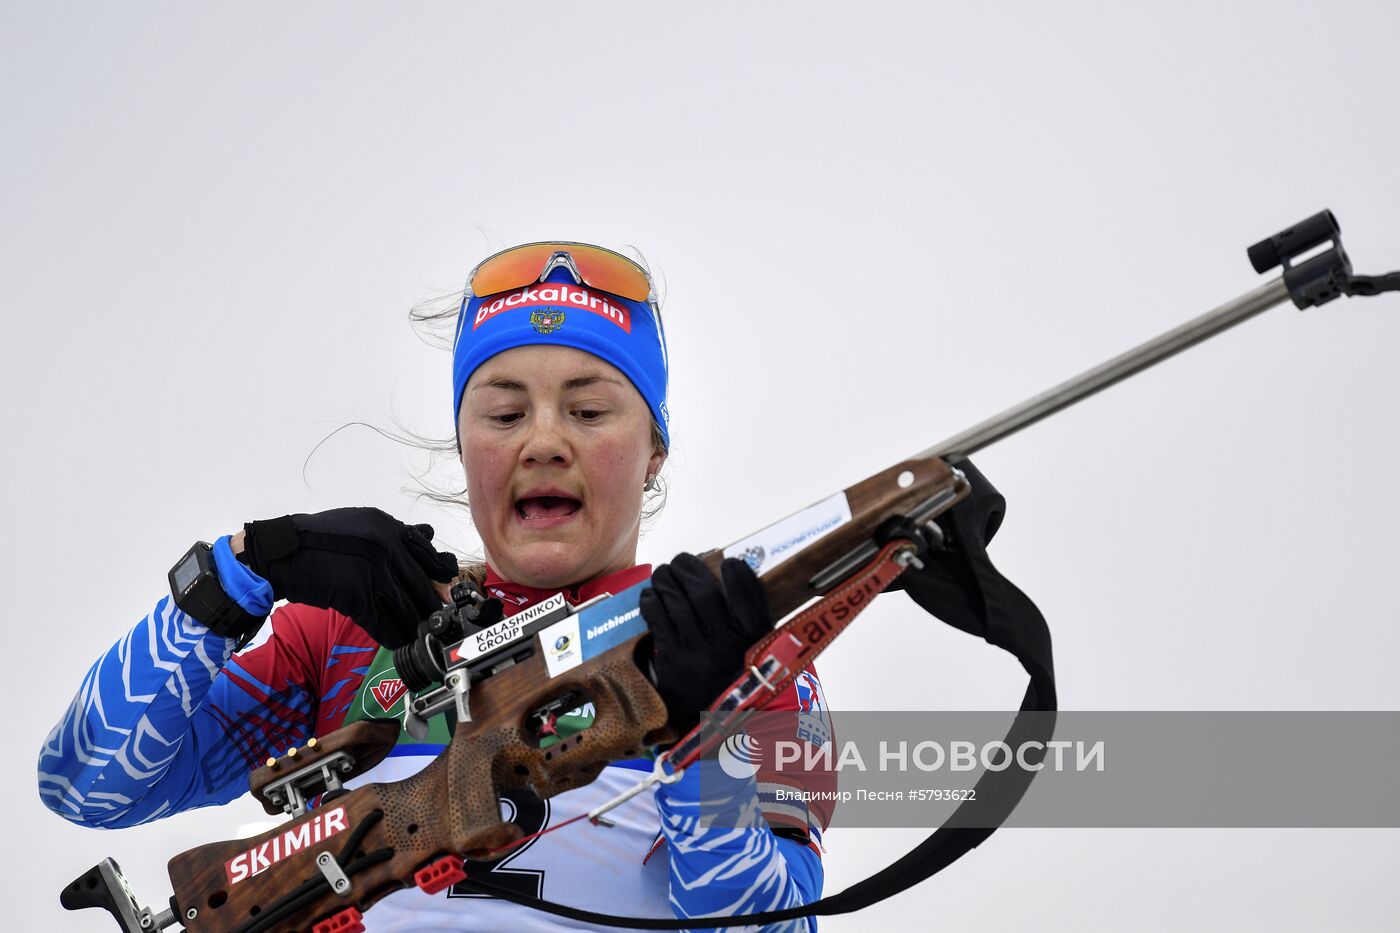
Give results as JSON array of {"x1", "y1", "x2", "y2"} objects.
[
  {"x1": 461, "y1": 441, "x2": 513, "y2": 515},
  {"x1": 582, "y1": 435, "x2": 650, "y2": 506}
]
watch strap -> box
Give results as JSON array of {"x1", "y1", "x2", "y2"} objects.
[
  {"x1": 169, "y1": 540, "x2": 269, "y2": 650},
  {"x1": 211, "y1": 535, "x2": 275, "y2": 617}
]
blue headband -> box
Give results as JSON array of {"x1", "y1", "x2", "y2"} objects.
[{"x1": 452, "y1": 267, "x2": 670, "y2": 448}]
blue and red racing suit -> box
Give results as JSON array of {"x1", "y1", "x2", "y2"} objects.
[{"x1": 39, "y1": 559, "x2": 835, "y2": 932}]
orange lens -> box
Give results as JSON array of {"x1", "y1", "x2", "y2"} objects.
[
  {"x1": 564, "y1": 244, "x2": 652, "y2": 302},
  {"x1": 470, "y1": 242, "x2": 652, "y2": 302}
]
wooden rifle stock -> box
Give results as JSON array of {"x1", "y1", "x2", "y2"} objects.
[{"x1": 165, "y1": 455, "x2": 966, "y2": 932}]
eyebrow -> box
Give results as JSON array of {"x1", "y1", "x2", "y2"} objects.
[{"x1": 472, "y1": 373, "x2": 624, "y2": 393}]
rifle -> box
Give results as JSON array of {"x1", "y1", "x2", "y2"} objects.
[{"x1": 60, "y1": 210, "x2": 1399, "y2": 932}]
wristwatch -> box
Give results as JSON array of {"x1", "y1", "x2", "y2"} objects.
[{"x1": 169, "y1": 541, "x2": 266, "y2": 647}]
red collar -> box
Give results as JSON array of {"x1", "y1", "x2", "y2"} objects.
[{"x1": 483, "y1": 563, "x2": 653, "y2": 614}]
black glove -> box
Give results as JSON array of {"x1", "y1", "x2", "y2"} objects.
[
  {"x1": 640, "y1": 553, "x2": 772, "y2": 732},
  {"x1": 236, "y1": 507, "x2": 459, "y2": 649},
  {"x1": 892, "y1": 459, "x2": 1052, "y2": 681}
]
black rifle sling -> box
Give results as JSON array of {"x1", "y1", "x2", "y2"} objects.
[{"x1": 453, "y1": 458, "x2": 1058, "y2": 928}]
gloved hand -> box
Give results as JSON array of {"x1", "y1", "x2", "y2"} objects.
[
  {"x1": 236, "y1": 507, "x2": 459, "y2": 649},
  {"x1": 892, "y1": 457, "x2": 1057, "y2": 737},
  {"x1": 891, "y1": 457, "x2": 1021, "y2": 640},
  {"x1": 640, "y1": 553, "x2": 772, "y2": 733}
]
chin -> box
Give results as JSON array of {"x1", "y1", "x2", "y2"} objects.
[{"x1": 500, "y1": 542, "x2": 594, "y2": 590}]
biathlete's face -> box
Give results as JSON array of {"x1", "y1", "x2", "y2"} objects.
[{"x1": 458, "y1": 344, "x2": 665, "y2": 590}]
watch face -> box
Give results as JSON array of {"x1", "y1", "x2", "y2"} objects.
[{"x1": 172, "y1": 552, "x2": 201, "y2": 596}]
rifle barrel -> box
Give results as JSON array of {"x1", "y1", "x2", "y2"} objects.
[{"x1": 923, "y1": 276, "x2": 1291, "y2": 460}]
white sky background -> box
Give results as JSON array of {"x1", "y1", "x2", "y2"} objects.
[{"x1": 4, "y1": 2, "x2": 1399, "y2": 929}]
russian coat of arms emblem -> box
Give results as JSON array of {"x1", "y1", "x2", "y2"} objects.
[{"x1": 530, "y1": 308, "x2": 565, "y2": 335}]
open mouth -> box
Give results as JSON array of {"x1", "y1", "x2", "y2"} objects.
[{"x1": 515, "y1": 495, "x2": 582, "y2": 524}]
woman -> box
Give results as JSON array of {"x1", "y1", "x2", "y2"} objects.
[{"x1": 38, "y1": 242, "x2": 831, "y2": 932}]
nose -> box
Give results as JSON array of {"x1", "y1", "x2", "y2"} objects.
[{"x1": 519, "y1": 410, "x2": 572, "y2": 467}]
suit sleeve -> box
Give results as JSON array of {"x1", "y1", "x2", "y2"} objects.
[
  {"x1": 37, "y1": 596, "x2": 323, "y2": 828},
  {"x1": 654, "y1": 762, "x2": 823, "y2": 933},
  {"x1": 652, "y1": 664, "x2": 833, "y2": 932},
  {"x1": 753, "y1": 667, "x2": 836, "y2": 845}
]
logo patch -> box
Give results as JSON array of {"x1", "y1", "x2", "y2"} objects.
[
  {"x1": 722, "y1": 492, "x2": 852, "y2": 577},
  {"x1": 450, "y1": 593, "x2": 569, "y2": 665},
  {"x1": 489, "y1": 585, "x2": 530, "y2": 607},
  {"x1": 795, "y1": 670, "x2": 831, "y2": 748},
  {"x1": 538, "y1": 583, "x2": 649, "y2": 679},
  {"x1": 741, "y1": 546, "x2": 765, "y2": 572},
  {"x1": 472, "y1": 283, "x2": 631, "y2": 333},
  {"x1": 540, "y1": 615, "x2": 581, "y2": 679},
  {"x1": 795, "y1": 671, "x2": 824, "y2": 714},
  {"x1": 225, "y1": 807, "x2": 348, "y2": 885},
  {"x1": 370, "y1": 677, "x2": 408, "y2": 713},
  {"x1": 530, "y1": 308, "x2": 565, "y2": 335}
]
